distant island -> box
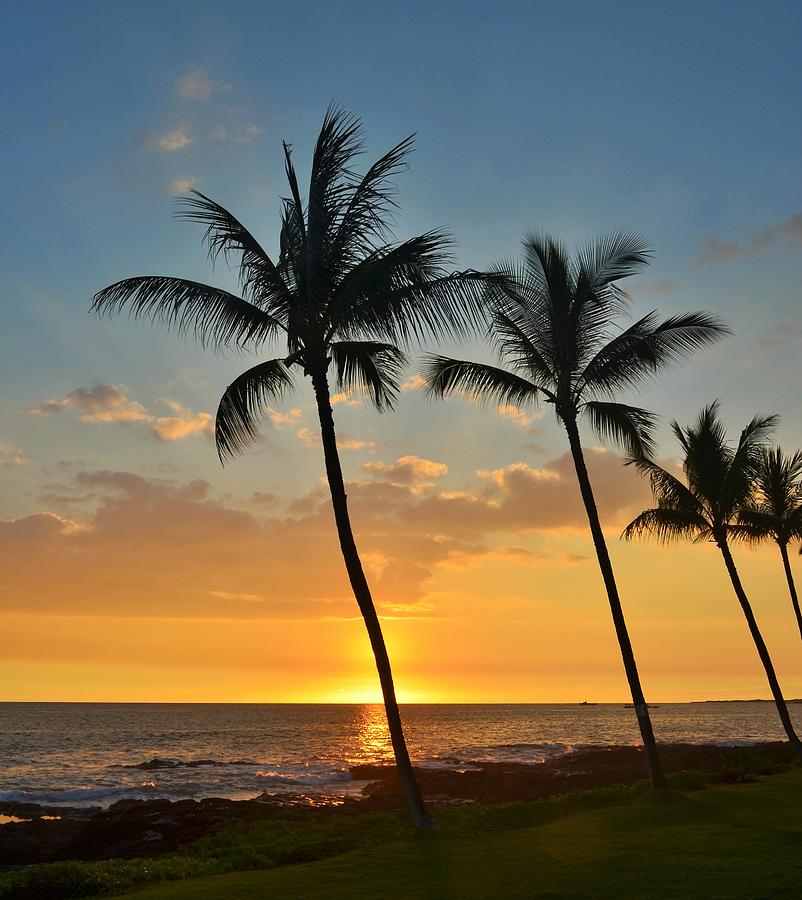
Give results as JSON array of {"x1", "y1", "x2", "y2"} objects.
[{"x1": 692, "y1": 699, "x2": 802, "y2": 703}]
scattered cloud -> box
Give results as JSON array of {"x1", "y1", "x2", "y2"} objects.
[
  {"x1": 211, "y1": 590, "x2": 266, "y2": 603},
  {"x1": 362, "y1": 455, "x2": 448, "y2": 492},
  {"x1": 757, "y1": 317, "x2": 802, "y2": 349},
  {"x1": 143, "y1": 126, "x2": 193, "y2": 152},
  {"x1": 176, "y1": 66, "x2": 229, "y2": 102},
  {"x1": 630, "y1": 278, "x2": 679, "y2": 296},
  {"x1": 26, "y1": 386, "x2": 212, "y2": 443},
  {"x1": 209, "y1": 123, "x2": 263, "y2": 144},
  {"x1": 0, "y1": 442, "x2": 29, "y2": 467},
  {"x1": 401, "y1": 373, "x2": 427, "y2": 392},
  {"x1": 331, "y1": 392, "x2": 359, "y2": 407},
  {"x1": 496, "y1": 404, "x2": 543, "y2": 432},
  {"x1": 166, "y1": 176, "x2": 197, "y2": 195},
  {"x1": 27, "y1": 385, "x2": 150, "y2": 423},
  {"x1": 338, "y1": 437, "x2": 377, "y2": 451},
  {"x1": 296, "y1": 427, "x2": 319, "y2": 447},
  {"x1": 151, "y1": 402, "x2": 213, "y2": 442},
  {"x1": 693, "y1": 211, "x2": 802, "y2": 267},
  {"x1": 267, "y1": 407, "x2": 302, "y2": 429}
]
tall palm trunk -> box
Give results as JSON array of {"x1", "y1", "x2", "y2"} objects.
[
  {"x1": 778, "y1": 542, "x2": 802, "y2": 641},
  {"x1": 563, "y1": 415, "x2": 667, "y2": 789},
  {"x1": 311, "y1": 369, "x2": 433, "y2": 828},
  {"x1": 717, "y1": 537, "x2": 802, "y2": 760}
]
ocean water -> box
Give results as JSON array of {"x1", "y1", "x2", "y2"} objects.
[{"x1": 1, "y1": 702, "x2": 800, "y2": 808}]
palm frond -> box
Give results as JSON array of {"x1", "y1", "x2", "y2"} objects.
[
  {"x1": 578, "y1": 311, "x2": 729, "y2": 399},
  {"x1": 91, "y1": 276, "x2": 284, "y2": 350},
  {"x1": 736, "y1": 507, "x2": 781, "y2": 544},
  {"x1": 719, "y1": 412, "x2": 779, "y2": 517},
  {"x1": 582, "y1": 401, "x2": 657, "y2": 457},
  {"x1": 422, "y1": 356, "x2": 543, "y2": 408},
  {"x1": 626, "y1": 456, "x2": 706, "y2": 518},
  {"x1": 330, "y1": 341, "x2": 407, "y2": 411},
  {"x1": 622, "y1": 507, "x2": 711, "y2": 543},
  {"x1": 176, "y1": 190, "x2": 292, "y2": 317},
  {"x1": 332, "y1": 133, "x2": 415, "y2": 261},
  {"x1": 330, "y1": 233, "x2": 501, "y2": 344},
  {"x1": 215, "y1": 359, "x2": 295, "y2": 462}
]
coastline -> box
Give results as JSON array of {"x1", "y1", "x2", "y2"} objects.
[{"x1": 1, "y1": 741, "x2": 795, "y2": 866}]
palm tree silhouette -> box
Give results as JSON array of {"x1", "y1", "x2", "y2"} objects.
[
  {"x1": 624, "y1": 403, "x2": 802, "y2": 760},
  {"x1": 424, "y1": 233, "x2": 727, "y2": 789},
  {"x1": 738, "y1": 448, "x2": 802, "y2": 640},
  {"x1": 92, "y1": 106, "x2": 497, "y2": 828}
]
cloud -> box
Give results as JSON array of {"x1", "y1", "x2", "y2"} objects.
[
  {"x1": 151, "y1": 404, "x2": 213, "y2": 442},
  {"x1": 166, "y1": 176, "x2": 196, "y2": 195},
  {"x1": 401, "y1": 373, "x2": 427, "y2": 392},
  {"x1": 26, "y1": 386, "x2": 212, "y2": 442},
  {"x1": 496, "y1": 404, "x2": 543, "y2": 432},
  {"x1": 294, "y1": 426, "x2": 375, "y2": 452},
  {"x1": 629, "y1": 278, "x2": 679, "y2": 296},
  {"x1": 757, "y1": 318, "x2": 802, "y2": 349},
  {"x1": 27, "y1": 385, "x2": 150, "y2": 423},
  {"x1": 209, "y1": 123, "x2": 263, "y2": 144},
  {"x1": 0, "y1": 443, "x2": 654, "y2": 626},
  {"x1": 296, "y1": 427, "x2": 318, "y2": 447},
  {"x1": 143, "y1": 126, "x2": 193, "y2": 152},
  {"x1": 338, "y1": 438, "x2": 377, "y2": 451},
  {"x1": 267, "y1": 407, "x2": 302, "y2": 429},
  {"x1": 176, "y1": 66, "x2": 229, "y2": 102},
  {"x1": 0, "y1": 442, "x2": 29, "y2": 467},
  {"x1": 210, "y1": 590, "x2": 266, "y2": 603},
  {"x1": 331, "y1": 392, "x2": 359, "y2": 407},
  {"x1": 693, "y1": 212, "x2": 802, "y2": 267},
  {"x1": 362, "y1": 455, "x2": 448, "y2": 491}
]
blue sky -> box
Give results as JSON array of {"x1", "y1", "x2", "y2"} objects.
[{"x1": 1, "y1": 1, "x2": 802, "y2": 700}]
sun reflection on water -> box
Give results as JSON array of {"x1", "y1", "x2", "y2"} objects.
[{"x1": 351, "y1": 705, "x2": 392, "y2": 764}]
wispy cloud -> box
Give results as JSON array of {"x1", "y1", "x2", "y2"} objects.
[
  {"x1": 151, "y1": 402, "x2": 213, "y2": 442},
  {"x1": 0, "y1": 442, "x2": 29, "y2": 467},
  {"x1": 27, "y1": 385, "x2": 150, "y2": 423},
  {"x1": 757, "y1": 319, "x2": 802, "y2": 349},
  {"x1": 143, "y1": 126, "x2": 193, "y2": 152},
  {"x1": 630, "y1": 278, "x2": 679, "y2": 296},
  {"x1": 176, "y1": 66, "x2": 229, "y2": 102},
  {"x1": 400, "y1": 373, "x2": 426, "y2": 392},
  {"x1": 693, "y1": 211, "x2": 802, "y2": 267},
  {"x1": 209, "y1": 123, "x2": 263, "y2": 144},
  {"x1": 166, "y1": 176, "x2": 197, "y2": 195},
  {"x1": 27, "y1": 386, "x2": 212, "y2": 442}
]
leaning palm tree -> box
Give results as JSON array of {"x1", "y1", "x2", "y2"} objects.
[
  {"x1": 424, "y1": 233, "x2": 728, "y2": 789},
  {"x1": 92, "y1": 106, "x2": 497, "y2": 828},
  {"x1": 624, "y1": 404, "x2": 802, "y2": 760},
  {"x1": 739, "y1": 448, "x2": 802, "y2": 640}
]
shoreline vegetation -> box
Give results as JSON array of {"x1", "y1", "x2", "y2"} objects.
[{"x1": 0, "y1": 742, "x2": 798, "y2": 898}]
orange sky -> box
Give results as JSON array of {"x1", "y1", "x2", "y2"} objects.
[{"x1": 3, "y1": 421, "x2": 801, "y2": 703}]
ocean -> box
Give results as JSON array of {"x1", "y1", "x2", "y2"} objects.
[{"x1": 1, "y1": 702, "x2": 800, "y2": 808}]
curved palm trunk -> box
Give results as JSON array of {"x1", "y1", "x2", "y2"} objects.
[
  {"x1": 311, "y1": 369, "x2": 433, "y2": 828},
  {"x1": 563, "y1": 416, "x2": 667, "y2": 789},
  {"x1": 778, "y1": 542, "x2": 802, "y2": 641},
  {"x1": 718, "y1": 538, "x2": 802, "y2": 760}
]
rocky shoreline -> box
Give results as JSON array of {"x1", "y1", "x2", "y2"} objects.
[{"x1": 0, "y1": 742, "x2": 795, "y2": 866}]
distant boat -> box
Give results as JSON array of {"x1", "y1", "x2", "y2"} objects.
[{"x1": 579, "y1": 701, "x2": 597, "y2": 706}]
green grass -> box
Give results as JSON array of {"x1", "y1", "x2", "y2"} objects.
[
  {"x1": 123, "y1": 771, "x2": 802, "y2": 900},
  {"x1": 2, "y1": 769, "x2": 801, "y2": 899}
]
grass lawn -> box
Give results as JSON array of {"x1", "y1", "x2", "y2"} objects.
[{"x1": 122, "y1": 770, "x2": 802, "y2": 899}]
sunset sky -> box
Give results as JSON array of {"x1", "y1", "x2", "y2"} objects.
[{"x1": 2, "y1": 0, "x2": 801, "y2": 702}]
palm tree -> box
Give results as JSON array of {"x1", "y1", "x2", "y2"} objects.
[
  {"x1": 91, "y1": 106, "x2": 497, "y2": 828},
  {"x1": 739, "y1": 448, "x2": 802, "y2": 639},
  {"x1": 624, "y1": 403, "x2": 802, "y2": 760},
  {"x1": 424, "y1": 233, "x2": 727, "y2": 790}
]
